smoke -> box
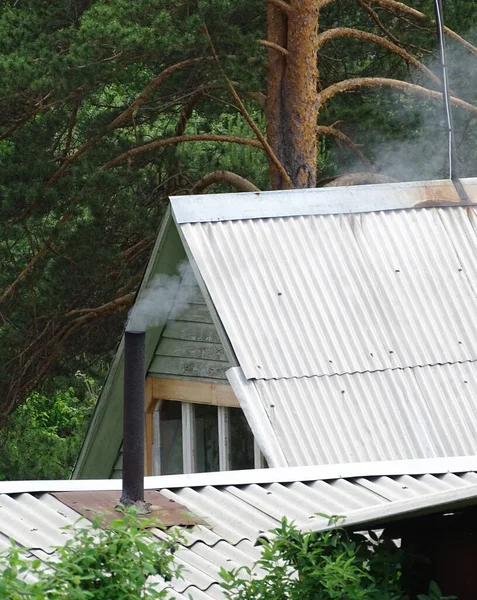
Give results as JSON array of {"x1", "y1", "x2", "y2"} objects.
[
  {"x1": 335, "y1": 26, "x2": 477, "y2": 183},
  {"x1": 126, "y1": 261, "x2": 195, "y2": 332}
]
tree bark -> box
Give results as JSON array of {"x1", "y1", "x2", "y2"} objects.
[{"x1": 266, "y1": 0, "x2": 320, "y2": 189}]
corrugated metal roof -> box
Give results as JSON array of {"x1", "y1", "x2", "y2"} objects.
[
  {"x1": 228, "y1": 362, "x2": 477, "y2": 467},
  {"x1": 4, "y1": 460, "x2": 477, "y2": 598},
  {"x1": 179, "y1": 205, "x2": 477, "y2": 380},
  {"x1": 173, "y1": 181, "x2": 477, "y2": 469}
]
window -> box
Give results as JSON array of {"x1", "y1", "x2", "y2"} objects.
[
  {"x1": 152, "y1": 402, "x2": 261, "y2": 475},
  {"x1": 158, "y1": 400, "x2": 182, "y2": 475},
  {"x1": 195, "y1": 404, "x2": 220, "y2": 472},
  {"x1": 230, "y1": 408, "x2": 254, "y2": 470}
]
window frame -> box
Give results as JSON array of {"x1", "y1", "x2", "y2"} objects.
[{"x1": 151, "y1": 401, "x2": 263, "y2": 475}]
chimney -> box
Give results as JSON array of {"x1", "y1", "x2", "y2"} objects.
[{"x1": 120, "y1": 330, "x2": 150, "y2": 512}]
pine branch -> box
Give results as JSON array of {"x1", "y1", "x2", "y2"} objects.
[
  {"x1": 324, "y1": 172, "x2": 396, "y2": 186},
  {"x1": 203, "y1": 23, "x2": 293, "y2": 189},
  {"x1": 317, "y1": 28, "x2": 441, "y2": 88},
  {"x1": 191, "y1": 170, "x2": 260, "y2": 194},
  {"x1": 316, "y1": 126, "x2": 373, "y2": 166},
  {"x1": 260, "y1": 40, "x2": 289, "y2": 55},
  {"x1": 47, "y1": 58, "x2": 207, "y2": 185},
  {"x1": 101, "y1": 134, "x2": 263, "y2": 170},
  {"x1": 319, "y1": 0, "x2": 477, "y2": 57},
  {"x1": 318, "y1": 77, "x2": 477, "y2": 115}
]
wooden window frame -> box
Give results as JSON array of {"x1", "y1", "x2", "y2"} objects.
[{"x1": 147, "y1": 377, "x2": 264, "y2": 476}]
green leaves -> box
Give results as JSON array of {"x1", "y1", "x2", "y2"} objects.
[
  {"x1": 0, "y1": 372, "x2": 97, "y2": 480},
  {"x1": 219, "y1": 518, "x2": 457, "y2": 600},
  {"x1": 0, "y1": 508, "x2": 181, "y2": 599}
]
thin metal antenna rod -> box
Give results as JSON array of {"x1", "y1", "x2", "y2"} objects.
[
  {"x1": 433, "y1": 0, "x2": 456, "y2": 179},
  {"x1": 433, "y1": 0, "x2": 469, "y2": 202}
]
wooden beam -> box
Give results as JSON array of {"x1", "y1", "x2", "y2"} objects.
[{"x1": 150, "y1": 377, "x2": 239, "y2": 407}]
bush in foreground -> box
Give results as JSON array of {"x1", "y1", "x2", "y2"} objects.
[{"x1": 0, "y1": 508, "x2": 181, "y2": 599}]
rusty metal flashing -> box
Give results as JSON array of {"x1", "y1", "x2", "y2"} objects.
[
  {"x1": 171, "y1": 178, "x2": 477, "y2": 224},
  {"x1": 52, "y1": 490, "x2": 204, "y2": 528}
]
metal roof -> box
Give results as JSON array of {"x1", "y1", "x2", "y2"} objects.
[
  {"x1": 177, "y1": 202, "x2": 477, "y2": 380},
  {"x1": 4, "y1": 458, "x2": 477, "y2": 599},
  {"x1": 229, "y1": 362, "x2": 477, "y2": 467},
  {"x1": 171, "y1": 178, "x2": 477, "y2": 468}
]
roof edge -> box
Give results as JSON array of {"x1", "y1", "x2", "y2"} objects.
[
  {"x1": 171, "y1": 178, "x2": 477, "y2": 224},
  {"x1": 306, "y1": 482, "x2": 477, "y2": 533},
  {"x1": 7, "y1": 455, "x2": 477, "y2": 495}
]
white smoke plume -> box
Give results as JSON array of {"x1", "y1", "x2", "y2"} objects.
[
  {"x1": 126, "y1": 261, "x2": 195, "y2": 332},
  {"x1": 335, "y1": 26, "x2": 477, "y2": 183}
]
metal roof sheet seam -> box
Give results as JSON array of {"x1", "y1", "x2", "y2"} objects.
[{"x1": 6, "y1": 455, "x2": 477, "y2": 495}]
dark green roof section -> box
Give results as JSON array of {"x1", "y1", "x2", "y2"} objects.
[{"x1": 73, "y1": 208, "x2": 230, "y2": 479}]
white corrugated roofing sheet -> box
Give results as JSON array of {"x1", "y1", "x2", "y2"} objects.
[
  {"x1": 3, "y1": 459, "x2": 477, "y2": 599},
  {"x1": 179, "y1": 205, "x2": 477, "y2": 380},
  {"x1": 229, "y1": 363, "x2": 477, "y2": 467}
]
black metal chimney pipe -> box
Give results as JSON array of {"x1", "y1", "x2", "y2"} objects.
[{"x1": 120, "y1": 330, "x2": 146, "y2": 509}]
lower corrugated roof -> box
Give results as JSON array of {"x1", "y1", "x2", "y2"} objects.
[{"x1": 3, "y1": 458, "x2": 477, "y2": 598}]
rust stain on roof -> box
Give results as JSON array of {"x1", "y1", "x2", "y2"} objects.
[
  {"x1": 413, "y1": 181, "x2": 477, "y2": 209},
  {"x1": 52, "y1": 490, "x2": 204, "y2": 528},
  {"x1": 413, "y1": 181, "x2": 461, "y2": 208}
]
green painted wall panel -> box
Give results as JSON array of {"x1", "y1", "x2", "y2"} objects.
[
  {"x1": 173, "y1": 304, "x2": 213, "y2": 324},
  {"x1": 149, "y1": 355, "x2": 228, "y2": 381},
  {"x1": 156, "y1": 338, "x2": 228, "y2": 362},
  {"x1": 73, "y1": 210, "x2": 188, "y2": 479},
  {"x1": 161, "y1": 321, "x2": 221, "y2": 343}
]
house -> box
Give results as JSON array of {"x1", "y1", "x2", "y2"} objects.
[
  {"x1": 74, "y1": 177, "x2": 477, "y2": 479},
  {"x1": 7, "y1": 178, "x2": 477, "y2": 598},
  {"x1": 4, "y1": 456, "x2": 477, "y2": 598}
]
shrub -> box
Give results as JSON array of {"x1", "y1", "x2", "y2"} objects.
[
  {"x1": 219, "y1": 517, "x2": 456, "y2": 600},
  {"x1": 0, "y1": 507, "x2": 181, "y2": 599}
]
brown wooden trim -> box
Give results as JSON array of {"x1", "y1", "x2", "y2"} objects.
[{"x1": 149, "y1": 377, "x2": 239, "y2": 407}]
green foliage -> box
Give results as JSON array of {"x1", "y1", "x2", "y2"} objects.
[
  {"x1": 1, "y1": 0, "x2": 477, "y2": 426},
  {"x1": 219, "y1": 517, "x2": 456, "y2": 600},
  {"x1": 0, "y1": 0, "x2": 266, "y2": 418},
  {"x1": 0, "y1": 508, "x2": 181, "y2": 599},
  {"x1": 0, "y1": 372, "x2": 97, "y2": 480}
]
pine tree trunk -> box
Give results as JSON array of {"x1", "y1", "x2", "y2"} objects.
[{"x1": 265, "y1": 0, "x2": 320, "y2": 189}]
